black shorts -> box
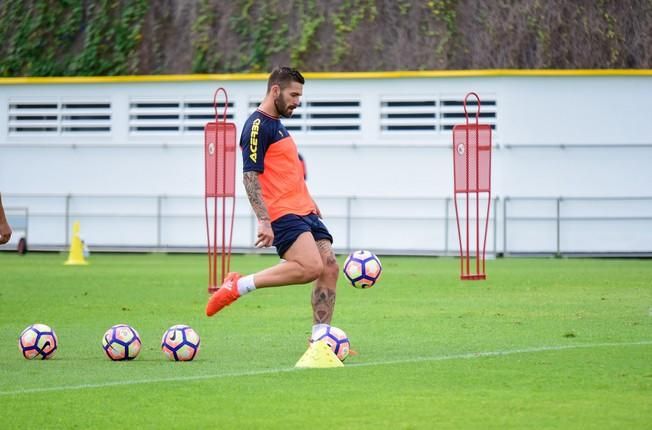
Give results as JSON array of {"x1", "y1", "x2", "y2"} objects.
[{"x1": 271, "y1": 213, "x2": 333, "y2": 258}]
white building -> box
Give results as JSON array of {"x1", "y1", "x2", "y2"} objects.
[{"x1": 1, "y1": 70, "x2": 651, "y2": 255}]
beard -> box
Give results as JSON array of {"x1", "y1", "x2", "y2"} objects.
[{"x1": 274, "y1": 95, "x2": 296, "y2": 118}]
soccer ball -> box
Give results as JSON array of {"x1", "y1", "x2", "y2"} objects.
[
  {"x1": 312, "y1": 325, "x2": 350, "y2": 361},
  {"x1": 102, "y1": 324, "x2": 141, "y2": 361},
  {"x1": 19, "y1": 323, "x2": 58, "y2": 360},
  {"x1": 343, "y1": 250, "x2": 382, "y2": 288},
  {"x1": 161, "y1": 324, "x2": 200, "y2": 361}
]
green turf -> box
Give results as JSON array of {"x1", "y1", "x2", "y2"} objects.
[{"x1": 0, "y1": 252, "x2": 650, "y2": 429}]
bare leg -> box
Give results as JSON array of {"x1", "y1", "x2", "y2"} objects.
[
  {"x1": 206, "y1": 233, "x2": 336, "y2": 319},
  {"x1": 253, "y1": 232, "x2": 323, "y2": 288},
  {"x1": 311, "y1": 239, "x2": 339, "y2": 324}
]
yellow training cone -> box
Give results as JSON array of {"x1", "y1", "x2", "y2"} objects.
[
  {"x1": 64, "y1": 221, "x2": 89, "y2": 265},
  {"x1": 295, "y1": 340, "x2": 343, "y2": 369}
]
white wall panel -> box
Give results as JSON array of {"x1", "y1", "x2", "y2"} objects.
[{"x1": 1, "y1": 73, "x2": 651, "y2": 254}]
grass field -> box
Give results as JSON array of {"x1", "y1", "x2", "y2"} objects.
[{"x1": 0, "y1": 252, "x2": 651, "y2": 429}]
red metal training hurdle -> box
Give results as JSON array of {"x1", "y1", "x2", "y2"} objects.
[
  {"x1": 204, "y1": 88, "x2": 237, "y2": 293},
  {"x1": 452, "y1": 92, "x2": 493, "y2": 280}
]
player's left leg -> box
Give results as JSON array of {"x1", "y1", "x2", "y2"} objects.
[
  {"x1": 311, "y1": 238, "x2": 339, "y2": 326},
  {"x1": 300, "y1": 213, "x2": 338, "y2": 338}
]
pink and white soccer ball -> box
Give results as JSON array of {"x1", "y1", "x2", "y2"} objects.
[
  {"x1": 312, "y1": 325, "x2": 350, "y2": 361},
  {"x1": 19, "y1": 323, "x2": 58, "y2": 360},
  {"x1": 161, "y1": 324, "x2": 200, "y2": 361},
  {"x1": 102, "y1": 324, "x2": 141, "y2": 361},
  {"x1": 343, "y1": 250, "x2": 382, "y2": 288}
]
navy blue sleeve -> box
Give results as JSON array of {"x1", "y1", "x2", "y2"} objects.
[{"x1": 241, "y1": 116, "x2": 271, "y2": 173}]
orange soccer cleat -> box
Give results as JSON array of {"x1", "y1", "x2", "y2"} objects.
[{"x1": 205, "y1": 272, "x2": 241, "y2": 317}]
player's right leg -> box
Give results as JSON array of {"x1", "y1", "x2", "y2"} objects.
[
  {"x1": 206, "y1": 232, "x2": 323, "y2": 316},
  {"x1": 253, "y1": 231, "x2": 323, "y2": 287},
  {"x1": 205, "y1": 272, "x2": 242, "y2": 316}
]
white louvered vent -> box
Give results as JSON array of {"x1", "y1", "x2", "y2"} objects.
[
  {"x1": 129, "y1": 101, "x2": 181, "y2": 133},
  {"x1": 61, "y1": 102, "x2": 111, "y2": 133},
  {"x1": 8, "y1": 102, "x2": 58, "y2": 134},
  {"x1": 380, "y1": 95, "x2": 497, "y2": 134},
  {"x1": 306, "y1": 100, "x2": 360, "y2": 131},
  {"x1": 184, "y1": 101, "x2": 234, "y2": 132},
  {"x1": 381, "y1": 98, "x2": 437, "y2": 131},
  {"x1": 8, "y1": 101, "x2": 111, "y2": 135},
  {"x1": 130, "y1": 100, "x2": 235, "y2": 134},
  {"x1": 440, "y1": 97, "x2": 497, "y2": 131}
]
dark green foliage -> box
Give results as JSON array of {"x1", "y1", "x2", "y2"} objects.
[
  {"x1": 1, "y1": 0, "x2": 650, "y2": 76},
  {"x1": 0, "y1": 0, "x2": 147, "y2": 77}
]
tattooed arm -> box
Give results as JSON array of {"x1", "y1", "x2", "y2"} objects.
[{"x1": 243, "y1": 171, "x2": 273, "y2": 248}]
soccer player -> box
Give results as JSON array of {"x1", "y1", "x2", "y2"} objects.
[
  {"x1": 0, "y1": 193, "x2": 13, "y2": 245},
  {"x1": 206, "y1": 67, "x2": 339, "y2": 340}
]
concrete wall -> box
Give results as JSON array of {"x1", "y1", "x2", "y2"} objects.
[{"x1": 1, "y1": 71, "x2": 651, "y2": 254}]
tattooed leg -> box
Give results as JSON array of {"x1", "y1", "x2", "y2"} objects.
[{"x1": 311, "y1": 239, "x2": 339, "y2": 324}]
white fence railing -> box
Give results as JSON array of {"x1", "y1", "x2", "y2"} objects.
[{"x1": 2, "y1": 194, "x2": 651, "y2": 256}]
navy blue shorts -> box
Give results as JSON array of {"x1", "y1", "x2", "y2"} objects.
[{"x1": 272, "y1": 213, "x2": 333, "y2": 258}]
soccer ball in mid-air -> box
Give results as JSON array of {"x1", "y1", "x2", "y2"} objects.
[
  {"x1": 312, "y1": 325, "x2": 350, "y2": 361},
  {"x1": 343, "y1": 250, "x2": 382, "y2": 288},
  {"x1": 161, "y1": 324, "x2": 200, "y2": 361},
  {"x1": 19, "y1": 323, "x2": 58, "y2": 360},
  {"x1": 102, "y1": 324, "x2": 141, "y2": 361}
]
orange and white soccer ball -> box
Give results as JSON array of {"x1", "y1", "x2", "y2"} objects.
[
  {"x1": 19, "y1": 323, "x2": 58, "y2": 360},
  {"x1": 102, "y1": 324, "x2": 141, "y2": 361},
  {"x1": 161, "y1": 324, "x2": 200, "y2": 361}
]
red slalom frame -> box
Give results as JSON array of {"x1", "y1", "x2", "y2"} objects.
[
  {"x1": 452, "y1": 92, "x2": 493, "y2": 280},
  {"x1": 204, "y1": 88, "x2": 236, "y2": 293}
]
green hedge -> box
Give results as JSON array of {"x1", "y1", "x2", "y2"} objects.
[{"x1": 1, "y1": 0, "x2": 649, "y2": 77}]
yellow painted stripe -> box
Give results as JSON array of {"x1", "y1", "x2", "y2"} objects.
[
  {"x1": 0, "y1": 69, "x2": 651, "y2": 85},
  {"x1": 308, "y1": 69, "x2": 652, "y2": 78},
  {"x1": 0, "y1": 74, "x2": 268, "y2": 85}
]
